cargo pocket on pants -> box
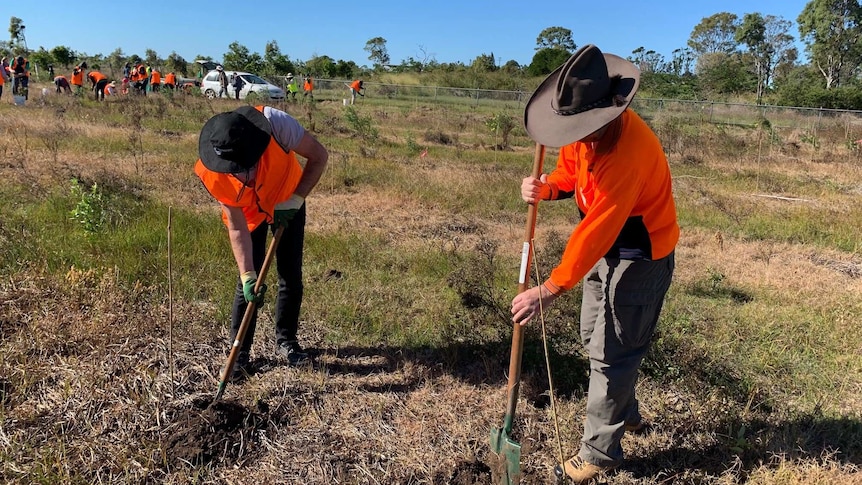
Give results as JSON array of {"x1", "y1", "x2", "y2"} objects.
[{"x1": 613, "y1": 289, "x2": 660, "y2": 349}]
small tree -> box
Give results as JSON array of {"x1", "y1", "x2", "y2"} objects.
[
  {"x1": 364, "y1": 37, "x2": 390, "y2": 69},
  {"x1": 485, "y1": 113, "x2": 516, "y2": 149}
]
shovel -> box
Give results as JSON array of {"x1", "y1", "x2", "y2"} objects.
[
  {"x1": 491, "y1": 143, "x2": 546, "y2": 485},
  {"x1": 214, "y1": 225, "x2": 285, "y2": 402}
]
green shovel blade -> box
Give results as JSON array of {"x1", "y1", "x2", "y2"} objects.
[{"x1": 490, "y1": 425, "x2": 521, "y2": 485}]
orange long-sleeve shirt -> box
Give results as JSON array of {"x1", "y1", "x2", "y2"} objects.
[
  {"x1": 542, "y1": 109, "x2": 679, "y2": 293},
  {"x1": 87, "y1": 71, "x2": 107, "y2": 84}
]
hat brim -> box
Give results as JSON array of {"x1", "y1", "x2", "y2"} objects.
[
  {"x1": 198, "y1": 106, "x2": 272, "y2": 173},
  {"x1": 524, "y1": 53, "x2": 640, "y2": 148}
]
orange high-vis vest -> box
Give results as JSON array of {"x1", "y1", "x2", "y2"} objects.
[
  {"x1": 87, "y1": 71, "x2": 107, "y2": 84},
  {"x1": 544, "y1": 109, "x2": 679, "y2": 292},
  {"x1": 164, "y1": 72, "x2": 176, "y2": 85},
  {"x1": 194, "y1": 106, "x2": 304, "y2": 232},
  {"x1": 151, "y1": 70, "x2": 161, "y2": 84},
  {"x1": 71, "y1": 68, "x2": 84, "y2": 86},
  {"x1": 131, "y1": 64, "x2": 146, "y2": 81},
  {"x1": 350, "y1": 80, "x2": 361, "y2": 91},
  {"x1": 11, "y1": 57, "x2": 28, "y2": 77},
  {"x1": 304, "y1": 79, "x2": 313, "y2": 91}
]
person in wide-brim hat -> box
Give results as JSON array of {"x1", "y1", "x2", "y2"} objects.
[
  {"x1": 511, "y1": 44, "x2": 679, "y2": 485},
  {"x1": 524, "y1": 44, "x2": 640, "y2": 148},
  {"x1": 193, "y1": 104, "x2": 330, "y2": 380}
]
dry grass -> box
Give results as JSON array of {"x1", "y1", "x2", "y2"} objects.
[{"x1": 1, "y1": 85, "x2": 862, "y2": 484}]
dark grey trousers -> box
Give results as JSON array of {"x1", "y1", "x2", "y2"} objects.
[
  {"x1": 578, "y1": 252, "x2": 675, "y2": 468},
  {"x1": 230, "y1": 205, "x2": 306, "y2": 353}
]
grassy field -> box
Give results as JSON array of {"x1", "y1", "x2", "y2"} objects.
[{"x1": 1, "y1": 83, "x2": 861, "y2": 484}]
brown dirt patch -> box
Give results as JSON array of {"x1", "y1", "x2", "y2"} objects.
[{"x1": 163, "y1": 396, "x2": 268, "y2": 468}]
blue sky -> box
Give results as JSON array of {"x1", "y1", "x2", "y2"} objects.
[{"x1": 9, "y1": 1, "x2": 811, "y2": 67}]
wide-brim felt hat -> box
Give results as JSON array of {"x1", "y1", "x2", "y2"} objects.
[
  {"x1": 198, "y1": 106, "x2": 272, "y2": 173},
  {"x1": 524, "y1": 44, "x2": 640, "y2": 147}
]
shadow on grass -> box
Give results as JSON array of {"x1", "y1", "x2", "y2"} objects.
[
  {"x1": 624, "y1": 414, "x2": 862, "y2": 481},
  {"x1": 310, "y1": 332, "x2": 590, "y2": 404}
]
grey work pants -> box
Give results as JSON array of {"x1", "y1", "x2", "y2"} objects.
[{"x1": 578, "y1": 252, "x2": 675, "y2": 468}]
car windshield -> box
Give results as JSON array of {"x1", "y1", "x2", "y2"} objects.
[{"x1": 243, "y1": 75, "x2": 269, "y2": 85}]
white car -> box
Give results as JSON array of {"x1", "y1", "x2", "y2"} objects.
[{"x1": 200, "y1": 70, "x2": 285, "y2": 100}]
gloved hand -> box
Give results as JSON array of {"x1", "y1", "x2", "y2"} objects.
[
  {"x1": 273, "y1": 194, "x2": 304, "y2": 228},
  {"x1": 240, "y1": 270, "x2": 266, "y2": 304}
]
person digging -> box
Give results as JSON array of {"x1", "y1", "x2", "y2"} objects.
[
  {"x1": 195, "y1": 105, "x2": 329, "y2": 381},
  {"x1": 510, "y1": 44, "x2": 679, "y2": 484}
]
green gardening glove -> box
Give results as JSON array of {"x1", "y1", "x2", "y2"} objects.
[
  {"x1": 273, "y1": 194, "x2": 304, "y2": 228},
  {"x1": 240, "y1": 271, "x2": 267, "y2": 304}
]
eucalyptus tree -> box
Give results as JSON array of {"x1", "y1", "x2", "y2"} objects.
[
  {"x1": 736, "y1": 13, "x2": 797, "y2": 102},
  {"x1": 364, "y1": 37, "x2": 390, "y2": 69},
  {"x1": 629, "y1": 47, "x2": 666, "y2": 73},
  {"x1": 688, "y1": 12, "x2": 740, "y2": 56},
  {"x1": 797, "y1": 0, "x2": 862, "y2": 88}
]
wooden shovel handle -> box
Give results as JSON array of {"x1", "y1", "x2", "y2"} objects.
[
  {"x1": 503, "y1": 143, "x2": 545, "y2": 430},
  {"x1": 215, "y1": 225, "x2": 285, "y2": 400}
]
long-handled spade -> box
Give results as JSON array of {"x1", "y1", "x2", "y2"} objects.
[
  {"x1": 214, "y1": 225, "x2": 285, "y2": 402},
  {"x1": 491, "y1": 143, "x2": 546, "y2": 485}
]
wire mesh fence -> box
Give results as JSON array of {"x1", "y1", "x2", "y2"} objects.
[{"x1": 268, "y1": 76, "x2": 862, "y2": 145}]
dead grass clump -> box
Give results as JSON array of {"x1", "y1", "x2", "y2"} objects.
[{"x1": 423, "y1": 129, "x2": 455, "y2": 145}]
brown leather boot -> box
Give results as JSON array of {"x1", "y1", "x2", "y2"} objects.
[{"x1": 553, "y1": 457, "x2": 608, "y2": 484}]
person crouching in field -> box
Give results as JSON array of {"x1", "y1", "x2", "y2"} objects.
[
  {"x1": 87, "y1": 69, "x2": 108, "y2": 101},
  {"x1": 54, "y1": 75, "x2": 72, "y2": 94},
  {"x1": 194, "y1": 105, "x2": 329, "y2": 380},
  {"x1": 510, "y1": 44, "x2": 679, "y2": 484}
]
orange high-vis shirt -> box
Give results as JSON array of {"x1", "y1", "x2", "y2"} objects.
[
  {"x1": 151, "y1": 71, "x2": 161, "y2": 84},
  {"x1": 543, "y1": 109, "x2": 679, "y2": 293},
  {"x1": 87, "y1": 71, "x2": 107, "y2": 84},
  {"x1": 304, "y1": 79, "x2": 313, "y2": 91},
  {"x1": 71, "y1": 69, "x2": 84, "y2": 86},
  {"x1": 350, "y1": 80, "x2": 361, "y2": 91},
  {"x1": 164, "y1": 72, "x2": 176, "y2": 85}
]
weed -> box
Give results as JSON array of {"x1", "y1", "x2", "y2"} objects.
[
  {"x1": 485, "y1": 112, "x2": 516, "y2": 149},
  {"x1": 69, "y1": 178, "x2": 108, "y2": 235},
  {"x1": 405, "y1": 135, "x2": 421, "y2": 156},
  {"x1": 343, "y1": 106, "x2": 378, "y2": 141}
]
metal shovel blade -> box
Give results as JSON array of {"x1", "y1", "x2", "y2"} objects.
[{"x1": 490, "y1": 425, "x2": 521, "y2": 485}]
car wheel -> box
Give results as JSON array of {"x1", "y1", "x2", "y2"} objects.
[{"x1": 204, "y1": 89, "x2": 216, "y2": 99}]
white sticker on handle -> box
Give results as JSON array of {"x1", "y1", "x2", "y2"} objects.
[{"x1": 518, "y1": 242, "x2": 530, "y2": 284}]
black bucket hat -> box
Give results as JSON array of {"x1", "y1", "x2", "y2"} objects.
[
  {"x1": 524, "y1": 44, "x2": 640, "y2": 147},
  {"x1": 198, "y1": 106, "x2": 272, "y2": 173}
]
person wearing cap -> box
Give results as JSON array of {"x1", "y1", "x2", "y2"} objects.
[
  {"x1": 510, "y1": 44, "x2": 678, "y2": 483},
  {"x1": 286, "y1": 74, "x2": 298, "y2": 101},
  {"x1": 216, "y1": 65, "x2": 228, "y2": 98},
  {"x1": 194, "y1": 105, "x2": 329, "y2": 380},
  {"x1": 104, "y1": 80, "x2": 117, "y2": 97}
]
